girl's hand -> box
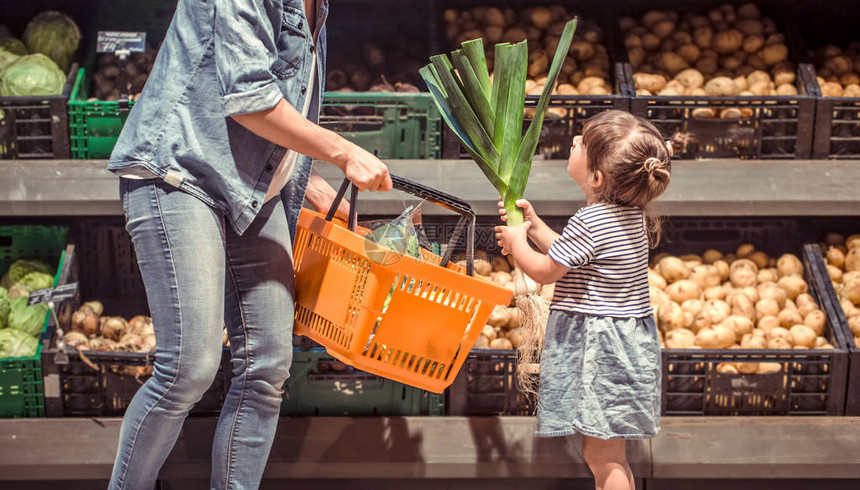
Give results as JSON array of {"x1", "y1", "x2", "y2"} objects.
[
  {"x1": 498, "y1": 198, "x2": 542, "y2": 237},
  {"x1": 495, "y1": 221, "x2": 532, "y2": 255}
]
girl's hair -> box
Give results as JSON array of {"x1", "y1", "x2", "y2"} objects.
[{"x1": 581, "y1": 110, "x2": 672, "y2": 245}]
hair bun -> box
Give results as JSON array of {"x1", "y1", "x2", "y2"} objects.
[{"x1": 644, "y1": 157, "x2": 661, "y2": 173}]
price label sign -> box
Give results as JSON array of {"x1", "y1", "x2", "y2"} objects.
[
  {"x1": 28, "y1": 283, "x2": 79, "y2": 306},
  {"x1": 97, "y1": 31, "x2": 147, "y2": 54}
]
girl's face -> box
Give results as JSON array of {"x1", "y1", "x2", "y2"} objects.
[{"x1": 567, "y1": 135, "x2": 590, "y2": 189}]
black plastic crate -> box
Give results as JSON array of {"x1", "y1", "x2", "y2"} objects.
[
  {"x1": 661, "y1": 248, "x2": 848, "y2": 416},
  {"x1": 42, "y1": 347, "x2": 231, "y2": 417},
  {"x1": 810, "y1": 72, "x2": 860, "y2": 159},
  {"x1": 446, "y1": 350, "x2": 535, "y2": 416},
  {"x1": 627, "y1": 64, "x2": 817, "y2": 160},
  {"x1": 654, "y1": 218, "x2": 803, "y2": 258},
  {"x1": 0, "y1": 64, "x2": 76, "y2": 159},
  {"x1": 804, "y1": 243, "x2": 860, "y2": 415}
]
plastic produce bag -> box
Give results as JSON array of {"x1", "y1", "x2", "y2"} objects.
[{"x1": 363, "y1": 203, "x2": 429, "y2": 264}]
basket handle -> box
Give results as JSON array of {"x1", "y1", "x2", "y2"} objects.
[{"x1": 323, "y1": 175, "x2": 477, "y2": 276}]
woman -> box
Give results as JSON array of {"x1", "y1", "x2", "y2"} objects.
[{"x1": 106, "y1": 0, "x2": 391, "y2": 488}]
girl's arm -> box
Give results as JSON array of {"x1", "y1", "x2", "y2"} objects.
[
  {"x1": 498, "y1": 199, "x2": 560, "y2": 253},
  {"x1": 495, "y1": 223, "x2": 569, "y2": 284}
]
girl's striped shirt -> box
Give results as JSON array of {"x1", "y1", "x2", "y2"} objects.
[{"x1": 547, "y1": 202, "x2": 651, "y2": 318}]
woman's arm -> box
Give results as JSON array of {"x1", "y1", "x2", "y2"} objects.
[
  {"x1": 305, "y1": 168, "x2": 350, "y2": 220},
  {"x1": 232, "y1": 99, "x2": 392, "y2": 192}
]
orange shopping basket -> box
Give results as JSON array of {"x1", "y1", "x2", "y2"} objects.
[{"x1": 293, "y1": 175, "x2": 512, "y2": 393}]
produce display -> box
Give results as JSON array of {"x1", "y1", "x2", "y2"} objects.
[
  {"x1": 622, "y1": 3, "x2": 796, "y2": 108},
  {"x1": 61, "y1": 301, "x2": 156, "y2": 354},
  {"x1": 812, "y1": 45, "x2": 860, "y2": 97},
  {"x1": 325, "y1": 42, "x2": 422, "y2": 93},
  {"x1": 649, "y1": 246, "x2": 835, "y2": 373},
  {"x1": 90, "y1": 46, "x2": 157, "y2": 102},
  {"x1": 819, "y1": 233, "x2": 860, "y2": 346},
  {"x1": 442, "y1": 6, "x2": 614, "y2": 97},
  {"x1": 0, "y1": 11, "x2": 79, "y2": 97},
  {"x1": 0, "y1": 259, "x2": 55, "y2": 358}
]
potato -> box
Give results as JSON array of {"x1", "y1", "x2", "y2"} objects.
[
  {"x1": 474, "y1": 335, "x2": 491, "y2": 349},
  {"x1": 732, "y1": 257, "x2": 758, "y2": 272},
  {"x1": 717, "y1": 363, "x2": 739, "y2": 374},
  {"x1": 696, "y1": 324, "x2": 736, "y2": 349},
  {"x1": 795, "y1": 293, "x2": 815, "y2": 308},
  {"x1": 741, "y1": 286, "x2": 760, "y2": 304},
  {"x1": 649, "y1": 269, "x2": 668, "y2": 290},
  {"x1": 742, "y1": 35, "x2": 765, "y2": 53},
  {"x1": 777, "y1": 308, "x2": 805, "y2": 330},
  {"x1": 658, "y1": 301, "x2": 686, "y2": 332},
  {"x1": 730, "y1": 267, "x2": 757, "y2": 288},
  {"x1": 681, "y1": 298, "x2": 705, "y2": 315},
  {"x1": 759, "y1": 362, "x2": 783, "y2": 373},
  {"x1": 803, "y1": 310, "x2": 827, "y2": 336},
  {"x1": 723, "y1": 315, "x2": 754, "y2": 341},
  {"x1": 749, "y1": 251, "x2": 770, "y2": 269},
  {"x1": 506, "y1": 308, "x2": 521, "y2": 329},
  {"x1": 675, "y1": 68, "x2": 705, "y2": 90},
  {"x1": 502, "y1": 327, "x2": 521, "y2": 349},
  {"x1": 741, "y1": 333, "x2": 767, "y2": 349},
  {"x1": 843, "y1": 279, "x2": 860, "y2": 305},
  {"x1": 773, "y1": 68, "x2": 796, "y2": 87},
  {"x1": 695, "y1": 57, "x2": 719, "y2": 76},
  {"x1": 714, "y1": 30, "x2": 744, "y2": 54},
  {"x1": 657, "y1": 256, "x2": 690, "y2": 283},
  {"x1": 845, "y1": 248, "x2": 860, "y2": 272},
  {"x1": 776, "y1": 84, "x2": 798, "y2": 96},
  {"x1": 702, "y1": 249, "x2": 723, "y2": 264},
  {"x1": 848, "y1": 315, "x2": 860, "y2": 337},
  {"x1": 777, "y1": 254, "x2": 804, "y2": 277},
  {"x1": 827, "y1": 246, "x2": 846, "y2": 269},
  {"x1": 677, "y1": 44, "x2": 702, "y2": 64},
  {"x1": 756, "y1": 299, "x2": 780, "y2": 321},
  {"x1": 767, "y1": 326, "x2": 794, "y2": 344},
  {"x1": 827, "y1": 265, "x2": 844, "y2": 283},
  {"x1": 730, "y1": 294, "x2": 756, "y2": 321},
  {"x1": 703, "y1": 300, "x2": 731, "y2": 324},
  {"x1": 777, "y1": 276, "x2": 808, "y2": 300},
  {"x1": 846, "y1": 234, "x2": 860, "y2": 249},
  {"x1": 757, "y1": 268, "x2": 778, "y2": 283},
  {"x1": 690, "y1": 265, "x2": 721, "y2": 289},
  {"x1": 760, "y1": 44, "x2": 789, "y2": 66},
  {"x1": 704, "y1": 286, "x2": 728, "y2": 301},
  {"x1": 845, "y1": 84, "x2": 860, "y2": 98},
  {"x1": 481, "y1": 325, "x2": 497, "y2": 342},
  {"x1": 821, "y1": 82, "x2": 844, "y2": 97},
  {"x1": 759, "y1": 283, "x2": 787, "y2": 309},
  {"x1": 714, "y1": 260, "x2": 731, "y2": 282},
  {"x1": 704, "y1": 76, "x2": 741, "y2": 96},
  {"x1": 666, "y1": 280, "x2": 703, "y2": 303},
  {"x1": 665, "y1": 328, "x2": 696, "y2": 349},
  {"x1": 692, "y1": 310, "x2": 714, "y2": 333},
  {"x1": 493, "y1": 255, "x2": 511, "y2": 272},
  {"x1": 841, "y1": 298, "x2": 858, "y2": 316},
  {"x1": 487, "y1": 305, "x2": 509, "y2": 328},
  {"x1": 491, "y1": 271, "x2": 513, "y2": 285}
]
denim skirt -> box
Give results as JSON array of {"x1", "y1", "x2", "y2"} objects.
[{"x1": 535, "y1": 309, "x2": 661, "y2": 440}]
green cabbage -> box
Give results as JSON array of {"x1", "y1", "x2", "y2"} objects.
[
  {"x1": 18, "y1": 271, "x2": 54, "y2": 292},
  {"x1": 0, "y1": 259, "x2": 54, "y2": 289},
  {"x1": 0, "y1": 37, "x2": 27, "y2": 56},
  {"x1": 8, "y1": 297, "x2": 48, "y2": 337},
  {"x1": 0, "y1": 287, "x2": 9, "y2": 329},
  {"x1": 0, "y1": 54, "x2": 65, "y2": 96},
  {"x1": 0, "y1": 49, "x2": 21, "y2": 71},
  {"x1": 0, "y1": 328, "x2": 38, "y2": 358},
  {"x1": 23, "y1": 11, "x2": 80, "y2": 72}
]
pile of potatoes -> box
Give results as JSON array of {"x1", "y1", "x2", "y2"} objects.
[
  {"x1": 819, "y1": 233, "x2": 860, "y2": 346},
  {"x1": 443, "y1": 5, "x2": 613, "y2": 97},
  {"x1": 813, "y1": 45, "x2": 860, "y2": 97},
  {"x1": 651, "y1": 245, "x2": 835, "y2": 374},
  {"x1": 459, "y1": 250, "x2": 554, "y2": 350},
  {"x1": 622, "y1": 2, "x2": 796, "y2": 107}
]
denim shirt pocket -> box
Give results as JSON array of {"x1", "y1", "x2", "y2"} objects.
[{"x1": 274, "y1": 6, "x2": 307, "y2": 80}]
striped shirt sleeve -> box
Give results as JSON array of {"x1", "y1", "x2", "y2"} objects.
[{"x1": 548, "y1": 216, "x2": 594, "y2": 269}]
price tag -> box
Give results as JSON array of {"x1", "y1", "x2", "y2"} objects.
[
  {"x1": 27, "y1": 283, "x2": 79, "y2": 306},
  {"x1": 97, "y1": 31, "x2": 147, "y2": 55}
]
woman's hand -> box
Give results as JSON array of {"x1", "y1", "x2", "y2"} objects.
[
  {"x1": 341, "y1": 143, "x2": 393, "y2": 192},
  {"x1": 495, "y1": 221, "x2": 532, "y2": 256}
]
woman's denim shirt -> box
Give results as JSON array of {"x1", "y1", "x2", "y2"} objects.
[{"x1": 108, "y1": 0, "x2": 328, "y2": 238}]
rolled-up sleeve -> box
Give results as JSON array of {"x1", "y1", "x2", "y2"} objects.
[{"x1": 214, "y1": 0, "x2": 283, "y2": 116}]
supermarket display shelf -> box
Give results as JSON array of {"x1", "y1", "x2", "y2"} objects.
[
  {"x1": 2, "y1": 160, "x2": 860, "y2": 217},
  {"x1": 1, "y1": 417, "x2": 859, "y2": 483}
]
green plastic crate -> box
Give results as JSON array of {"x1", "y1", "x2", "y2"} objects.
[
  {"x1": 320, "y1": 92, "x2": 442, "y2": 159},
  {"x1": 68, "y1": 68, "x2": 134, "y2": 159},
  {"x1": 0, "y1": 226, "x2": 68, "y2": 418},
  {"x1": 282, "y1": 349, "x2": 444, "y2": 416}
]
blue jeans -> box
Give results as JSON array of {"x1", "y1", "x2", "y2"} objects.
[{"x1": 110, "y1": 178, "x2": 295, "y2": 489}]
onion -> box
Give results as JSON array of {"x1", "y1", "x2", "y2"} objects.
[
  {"x1": 87, "y1": 337, "x2": 117, "y2": 351},
  {"x1": 83, "y1": 300, "x2": 104, "y2": 316},
  {"x1": 62, "y1": 331, "x2": 89, "y2": 347},
  {"x1": 72, "y1": 305, "x2": 100, "y2": 337},
  {"x1": 141, "y1": 333, "x2": 157, "y2": 351},
  {"x1": 118, "y1": 333, "x2": 145, "y2": 352},
  {"x1": 100, "y1": 316, "x2": 128, "y2": 341}
]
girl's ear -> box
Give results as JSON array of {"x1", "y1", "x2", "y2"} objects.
[{"x1": 591, "y1": 169, "x2": 604, "y2": 188}]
